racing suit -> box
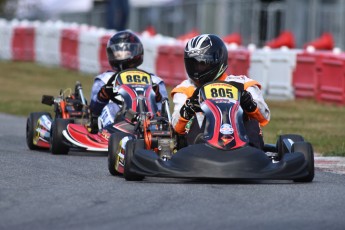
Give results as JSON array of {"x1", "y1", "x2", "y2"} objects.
[
  {"x1": 90, "y1": 70, "x2": 168, "y2": 129},
  {"x1": 171, "y1": 73, "x2": 270, "y2": 149}
]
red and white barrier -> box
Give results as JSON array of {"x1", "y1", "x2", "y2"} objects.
[{"x1": 1, "y1": 19, "x2": 345, "y2": 104}]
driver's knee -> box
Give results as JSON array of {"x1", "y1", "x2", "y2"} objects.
[{"x1": 244, "y1": 120, "x2": 264, "y2": 150}]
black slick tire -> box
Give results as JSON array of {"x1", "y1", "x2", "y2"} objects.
[
  {"x1": 123, "y1": 139, "x2": 145, "y2": 181},
  {"x1": 50, "y1": 118, "x2": 70, "y2": 155},
  {"x1": 292, "y1": 141, "x2": 315, "y2": 183},
  {"x1": 108, "y1": 132, "x2": 134, "y2": 176}
]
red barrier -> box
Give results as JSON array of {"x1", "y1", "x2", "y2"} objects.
[
  {"x1": 177, "y1": 29, "x2": 199, "y2": 41},
  {"x1": 222, "y1": 33, "x2": 242, "y2": 45},
  {"x1": 155, "y1": 44, "x2": 187, "y2": 87},
  {"x1": 156, "y1": 45, "x2": 173, "y2": 85},
  {"x1": 141, "y1": 25, "x2": 156, "y2": 36},
  {"x1": 317, "y1": 53, "x2": 345, "y2": 105},
  {"x1": 304, "y1": 33, "x2": 334, "y2": 50},
  {"x1": 227, "y1": 49, "x2": 250, "y2": 76},
  {"x1": 12, "y1": 26, "x2": 35, "y2": 61},
  {"x1": 99, "y1": 34, "x2": 112, "y2": 73},
  {"x1": 293, "y1": 52, "x2": 328, "y2": 98},
  {"x1": 171, "y1": 44, "x2": 188, "y2": 86},
  {"x1": 265, "y1": 31, "x2": 295, "y2": 49},
  {"x1": 60, "y1": 28, "x2": 79, "y2": 70}
]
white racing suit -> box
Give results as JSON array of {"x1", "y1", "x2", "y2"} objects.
[{"x1": 90, "y1": 70, "x2": 168, "y2": 129}]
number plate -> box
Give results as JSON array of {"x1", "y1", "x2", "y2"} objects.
[
  {"x1": 203, "y1": 83, "x2": 238, "y2": 100},
  {"x1": 119, "y1": 70, "x2": 151, "y2": 85}
]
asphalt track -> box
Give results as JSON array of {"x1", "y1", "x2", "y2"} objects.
[{"x1": 1, "y1": 113, "x2": 345, "y2": 230}]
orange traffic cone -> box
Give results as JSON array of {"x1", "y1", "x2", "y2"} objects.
[
  {"x1": 303, "y1": 33, "x2": 334, "y2": 50},
  {"x1": 222, "y1": 33, "x2": 242, "y2": 45},
  {"x1": 265, "y1": 31, "x2": 295, "y2": 49}
]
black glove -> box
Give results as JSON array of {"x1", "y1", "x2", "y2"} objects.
[
  {"x1": 97, "y1": 75, "x2": 117, "y2": 102},
  {"x1": 179, "y1": 90, "x2": 202, "y2": 120},
  {"x1": 89, "y1": 114, "x2": 99, "y2": 134},
  {"x1": 240, "y1": 90, "x2": 257, "y2": 112},
  {"x1": 153, "y1": 83, "x2": 162, "y2": 102}
]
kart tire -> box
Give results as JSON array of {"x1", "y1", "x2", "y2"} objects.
[
  {"x1": 276, "y1": 134, "x2": 305, "y2": 160},
  {"x1": 50, "y1": 118, "x2": 71, "y2": 155},
  {"x1": 26, "y1": 112, "x2": 52, "y2": 150},
  {"x1": 108, "y1": 132, "x2": 134, "y2": 176},
  {"x1": 124, "y1": 139, "x2": 145, "y2": 181},
  {"x1": 292, "y1": 141, "x2": 314, "y2": 183}
]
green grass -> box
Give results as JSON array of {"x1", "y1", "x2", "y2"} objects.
[{"x1": 1, "y1": 61, "x2": 345, "y2": 156}]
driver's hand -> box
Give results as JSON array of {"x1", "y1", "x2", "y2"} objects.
[
  {"x1": 179, "y1": 96, "x2": 202, "y2": 120},
  {"x1": 97, "y1": 84, "x2": 114, "y2": 101},
  {"x1": 240, "y1": 90, "x2": 257, "y2": 112},
  {"x1": 97, "y1": 74, "x2": 118, "y2": 102}
]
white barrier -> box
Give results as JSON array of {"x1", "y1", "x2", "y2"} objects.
[
  {"x1": 0, "y1": 19, "x2": 18, "y2": 60},
  {"x1": 139, "y1": 33, "x2": 176, "y2": 74},
  {"x1": 35, "y1": 20, "x2": 64, "y2": 66},
  {"x1": 78, "y1": 27, "x2": 106, "y2": 74},
  {"x1": 249, "y1": 47, "x2": 301, "y2": 100}
]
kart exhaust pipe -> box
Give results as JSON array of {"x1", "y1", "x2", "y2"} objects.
[{"x1": 75, "y1": 81, "x2": 87, "y2": 105}]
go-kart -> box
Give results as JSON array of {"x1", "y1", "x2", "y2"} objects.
[
  {"x1": 56, "y1": 69, "x2": 172, "y2": 158},
  {"x1": 26, "y1": 81, "x2": 89, "y2": 151},
  {"x1": 123, "y1": 81, "x2": 315, "y2": 182},
  {"x1": 107, "y1": 86, "x2": 173, "y2": 176}
]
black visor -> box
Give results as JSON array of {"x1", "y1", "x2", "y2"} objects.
[{"x1": 185, "y1": 55, "x2": 219, "y2": 80}]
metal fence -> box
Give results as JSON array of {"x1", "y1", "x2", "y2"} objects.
[{"x1": 128, "y1": 0, "x2": 345, "y2": 49}]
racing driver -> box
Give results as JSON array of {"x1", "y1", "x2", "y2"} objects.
[
  {"x1": 171, "y1": 34, "x2": 270, "y2": 149},
  {"x1": 89, "y1": 30, "x2": 168, "y2": 133}
]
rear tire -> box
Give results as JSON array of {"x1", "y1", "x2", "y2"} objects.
[
  {"x1": 26, "y1": 112, "x2": 51, "y2": 150},
  {"x1": 108, "y1": 132, "x2": 134, "y2": 176},
  {"x1": 292, "y1": 142, "x2": 314, "y2": 182},
  {"x1": 124, "y1": 139, "x2": 145, "y2": 181},
  {"x1": 50, "y1": 118, "x2": 71, "y2": 155}
]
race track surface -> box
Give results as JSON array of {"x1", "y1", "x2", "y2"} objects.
[{"x1": 1, "y1": 113, "x2": 345, "y2": 230}]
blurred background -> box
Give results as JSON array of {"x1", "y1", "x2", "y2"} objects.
[{"x1": 0, "y1": 0, "x2": 344, "y2": 50}]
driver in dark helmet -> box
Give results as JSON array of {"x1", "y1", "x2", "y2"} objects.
[
  {"x1": 89, "y1": 30, "x2": 168, "y2": 133},
  {"x1": 171, "y1": 34, "x2": 270, "y2": 149}
]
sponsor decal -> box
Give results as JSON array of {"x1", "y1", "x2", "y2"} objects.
[{"x1": 220, "y1": 123, "x2": 234, "y2": 135}]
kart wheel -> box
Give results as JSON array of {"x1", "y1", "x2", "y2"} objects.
[
  {"x1": 50, "y1": 118, "x2": 71, "y2": 155},
  {"x1": 108, "y1": 132, "x2": 134, "y2": 176},
  {"x1": 276, "y1": 134, "x2": 305, "y2": 160},
  {"x1": 124, "y1": 139, "x2": 145, "y2": 181},
  {"x1": 26, "y1": 112, "x2": 51, "y2": 150},
  {"x1": 292, "y1": 142, "x2": 314, "y2": 183}
]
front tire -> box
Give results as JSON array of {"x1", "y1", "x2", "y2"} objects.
[
  {"x1": 123, "y1": 139, "x2": 145, "y2": 181},
  {"x1": 108, "y1": 132, "x2": 134, "y2": 176},
  {"x1": 292, "y1": 141, "x2": 314, "y2": 182},
  {"x1": 50, "y1": 118, "x2": 71, "y2": 155},
  {"x1": 26, "y1": 112, "x2": 51, "y2": 150},
  {"x1": 276, "y1": 134, "x2": 305, "y2": 160}
]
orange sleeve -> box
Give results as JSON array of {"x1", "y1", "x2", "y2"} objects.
[
  {"x1": 246, "y1": 107, "x2": 269, "y2": 127},
  {"x1": 171, "y1": 86, "x2": 196, "y2": 98},
  {"x1": 244, "y1": 80, "x2": 261, "y2": 90},
  {"x1": 174, "y1": 117, "x2": 190, "y2": 134}
]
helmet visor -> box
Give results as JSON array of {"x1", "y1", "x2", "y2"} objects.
[
  {"x1": 108, "y1": 43, "x2": 142, "y2": 61},
  {"x1": 184, "y1": 55, "x2": 218, "y2": 80}
]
